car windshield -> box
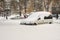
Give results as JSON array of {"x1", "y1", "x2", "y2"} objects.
[{"x1": 27, "y1": 13, "x2": 39, "y2": 19}]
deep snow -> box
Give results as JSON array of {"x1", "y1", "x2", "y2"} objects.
[{"x1": 0, "y1": 18, "x2": 60, "y2": 40}]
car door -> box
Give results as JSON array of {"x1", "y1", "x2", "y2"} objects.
[
  {"x1": 37, "y1": 17, "x2": 44, "y2": 24},
  {"x1": 44, "y1": 15, "x2": 52, "y2": 23}
]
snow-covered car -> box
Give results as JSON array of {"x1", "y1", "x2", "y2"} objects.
[
  {"x1": 58, "y1": 14, "x2": 60, "y2": 19},
  {"x1": 0, "y1": 16, "x2": 6, "y2": 20},
  {"x1": 52, "y1": 14, "x2": 57, "y2": 17},
  {"x1": 20, "y1": 11, "x2": 53, "y2": 25},
  {"x1": 8, "y1": 14, "x2": 20, "y2": 19},
  {"x1": 0, "y1": 16, "x2": 6, "y2": 22}
]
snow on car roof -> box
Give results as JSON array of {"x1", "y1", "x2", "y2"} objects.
[
  {"x1": 27, "y1": 11, "x2": 51, "y2": 19},
  {"x1": 29, "y1": 11, "x2": 52, "y2": 19},
  {"x1": 31, "y1": 11, "x2": 51, "y2": 14},
  {"x1": 31, "y1": 11, "x2": 51, "y2": 15}
]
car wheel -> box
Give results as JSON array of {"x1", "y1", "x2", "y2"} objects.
[
  {"x1": 49, "y1": 22, "x2": 52, "y2": 24},
  {"x1": 34, "y1": 23, "x2": 37, "y2": 25}
]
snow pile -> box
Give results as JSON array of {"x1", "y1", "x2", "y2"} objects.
[
  {"x1": 8, "y1": 14, "x2": 20, "y2": 19},
  {"x1": 53, "y1": 17, "x2": 60, "y2": 24},
  {"x1": 0, "y1": 17, "x2": 6, "y2": 22}
]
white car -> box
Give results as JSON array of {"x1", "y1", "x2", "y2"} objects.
[
  {"x1": 0, "y1": 16, "x2": 6, "y2": 22},
  {"x1": 8, "y1": 14, "x2": 20, "y2": 19},
  {"x1": 20, "y1": 11, "x2": 53, "y2": 25}
]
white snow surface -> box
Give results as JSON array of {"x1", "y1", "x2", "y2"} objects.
[{"x1": 0, "y1": 17, "x2": 60, "y2": 40}]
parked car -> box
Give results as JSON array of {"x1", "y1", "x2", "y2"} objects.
[
  {"x1": 20, "y1": 11, "x2": 53, "y2": 25},
  {"x1": 8, "y1": 14, "x2": 20, "y2": 19},
  {"x1": 52, "y1": 14, "x2": 56, "y2": 17}
]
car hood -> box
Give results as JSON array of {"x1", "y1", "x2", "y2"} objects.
[{"x1": 21, "y1": 18, "x2": 37, "y2": 23}]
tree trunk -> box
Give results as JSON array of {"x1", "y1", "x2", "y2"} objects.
[
  {"x1": 24, "y1": 0, "x2": 27, "y2": 18},
  {"x1": 43, "y1": 0, "x2": 47, "y2": 11},
  {"x1": 48, "y1": 0, "x2": 53, "y2": 12}
]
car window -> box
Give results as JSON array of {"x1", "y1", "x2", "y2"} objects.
[{"x1": 44, "y1": 15, "x2": 52, "y2": 19}]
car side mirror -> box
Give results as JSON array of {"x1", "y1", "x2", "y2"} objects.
[{"x1": 38, "y1": 18, "x2": 40, "y2": 20}]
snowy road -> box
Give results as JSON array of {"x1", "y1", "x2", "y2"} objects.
[{"x1": 0, "y1": 19, "x2": 60, "y2": 40}]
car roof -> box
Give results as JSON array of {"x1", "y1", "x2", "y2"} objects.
[{"x1": 31, "y1": 11, "x2": 51, "y2": 15}]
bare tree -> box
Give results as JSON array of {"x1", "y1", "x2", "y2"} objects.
[{"x1": 0, "y1": 0, "x2": 4, "y2": 16}]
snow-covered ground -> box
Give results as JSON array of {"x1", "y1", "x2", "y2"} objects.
[{"x1": 0, "y1": 17, "x2": 60, "y2": 40}]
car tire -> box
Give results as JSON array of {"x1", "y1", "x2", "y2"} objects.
[
  {"x1": 34, "y1": 23, "x2": 37, "y2": 25},
  {"x1": 49, "y1": 22, "x2": 52, "y2": 24}
]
